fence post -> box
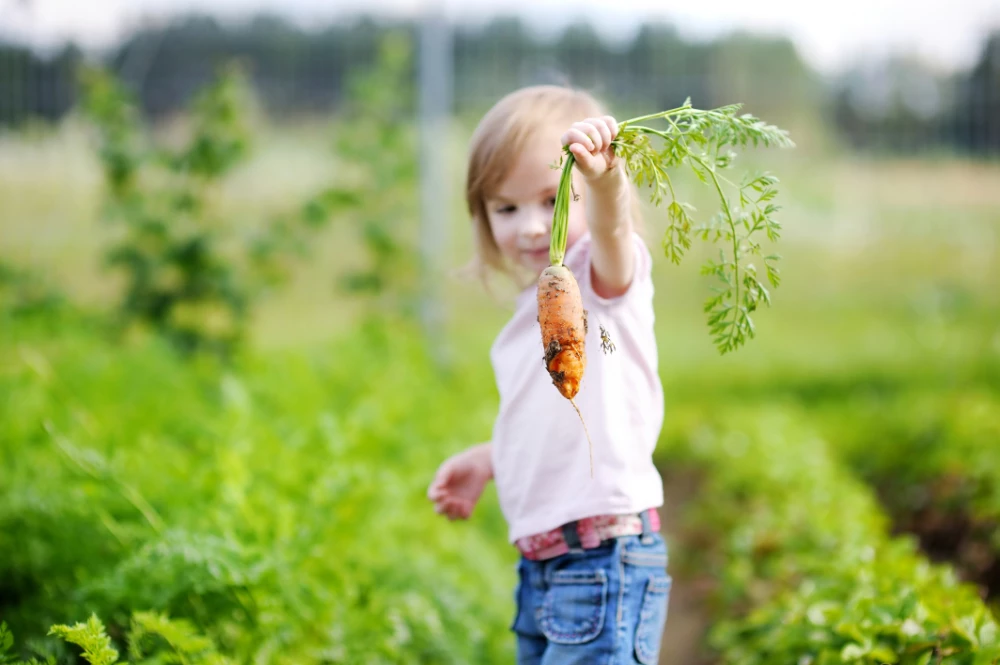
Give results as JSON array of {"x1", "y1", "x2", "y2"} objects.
[{"x1": 418, "y1": 6, "x2": 453, "y2": 367}]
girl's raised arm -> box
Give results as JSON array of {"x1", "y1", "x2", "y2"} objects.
[{"x1": 562, "y1": 116, "x2": 635, "y2": 299}]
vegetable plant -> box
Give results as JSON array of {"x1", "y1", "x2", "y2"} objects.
[
  {"x1": 546, "y1": 99, "x2": 794, "y2": 357},
  {"x1": 79, "y1": 63, "x2": 360, "y2": 359}
]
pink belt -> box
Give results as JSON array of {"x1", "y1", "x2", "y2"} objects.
[{"x1": 515, "y1": 508, "x2": 661, "y2": 561}]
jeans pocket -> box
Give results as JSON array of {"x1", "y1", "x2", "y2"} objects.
[
  {"x1": 634, "y1": 574, "x2": 671, "y2": 665},
  {"x1": 539, "y1": 569, "x2": 608, "y2": 645}
]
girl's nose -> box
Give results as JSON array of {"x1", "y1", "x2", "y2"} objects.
[{"x1": 520, "y1": 210, "x2": 548, "y2": 240}]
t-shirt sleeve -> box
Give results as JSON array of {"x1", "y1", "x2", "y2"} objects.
[{"x1": 571, "y1": 232, "x2": 654, "y2": 309}]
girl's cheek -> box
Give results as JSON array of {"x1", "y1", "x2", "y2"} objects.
[{"x1": 490, "y1": 220, "x2": 518, "y2": 259}]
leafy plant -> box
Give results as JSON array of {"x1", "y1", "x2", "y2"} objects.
[
  {"x1": 0, "y1": 261, "x2": 67, "y2": 321},
  {"x1": 1, "y1": 615, "x2": 232, "y2": 665},
  {"x1": 657, "y1": 406, "x2": 1000, "y2": 664},
  {"x1": 127, "y1": 611, "x2": 235, "y2": 664},
  {"x1": 0, "y1": 621, "x2": 54, "y2": 665},
  {"x1": 47, "y1": 616, "x2": 118, "y2": 665},
  {"x1": 79, "y1": 63, "x2": 252, "y2": 357},
  {"x1": 79, "y1": 34, "x2": 423, "y2": 357},
  {"x1": 550, "y1": 99, "x2": 793, "y2": 354},
  {"x1": 79, "y1": 63, "x2": 356, "y2": 358},
  {"x1": 816, "y1": 389, "x2": 1000, "y2": 605},
  {"x1": 329, "y1": 32, "x2": 420, "y2": 318},
  {"x1": 0, "y1": 312, "x2": 515, "y2": 663}
]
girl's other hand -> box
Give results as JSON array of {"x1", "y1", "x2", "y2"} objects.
[
  {"x1": 427, "y1": 443, "x2": 493, "y2": 520},
  {"x1": 561, "y1": 115, "x2": 621, "y2": 182}
]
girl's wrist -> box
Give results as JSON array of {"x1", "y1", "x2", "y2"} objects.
[
  {"x1": 585, "y1": 165, "x2": 631, "y2": 237},
  {"x1": 474, "y1": 442, "x2": 494, "y2": 479}
]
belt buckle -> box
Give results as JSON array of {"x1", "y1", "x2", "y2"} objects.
[{"x1": 560, "y1": 521, "x2": 585, "y2": 553}]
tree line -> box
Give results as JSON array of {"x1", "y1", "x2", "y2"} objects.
[{"x1": 1, "y1": 13, "x2": 997, "y2": 154}]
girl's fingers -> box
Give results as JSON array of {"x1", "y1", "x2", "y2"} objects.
[
  {"x1": 602, "y1": 115, "x2": 619, "y2": 140},
  {"x1": 576, "y1": 122, "x2": 603, "y2": 152},
  {"x1": 563, "y1": 127, "x2": 596, "y2": 152},
  {"x1": 427, "y1": 475, "x2": 445, "y2": 499},
  {"x1": 574, "y1": 121, "x2": 606, "y2": 152},
  {"x1": 442, "y1": 498, "x2": 470, "y2": 520},
  {"x1": 428, "y1": 465, "x2": 457, "y2": 500},
  {"x1": 428, "y1": 460, "x2": 456, "y2": 492},
  {"x1": 569, "y1": 143, "x2": 601, "y2": 176},
  {"x1": 434, "y1": 498, "x2": 454, "y2": 515},
  {"x1": 587, "y1": 118, "x2": 612, "y2": 149}
]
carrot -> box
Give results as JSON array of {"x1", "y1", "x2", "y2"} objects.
[
  {"x1": 538, "y1": 264, "x2": 586, "y2": 400},
  {"x1": 537, "y1": 262, "x2": 594, "y2": 477}
]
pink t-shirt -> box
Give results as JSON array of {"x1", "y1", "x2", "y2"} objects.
[{"x1": 489, "y1": 231, "x2": 665, "y2": 544}]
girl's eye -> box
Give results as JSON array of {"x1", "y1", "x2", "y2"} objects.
[
  {"x1": 496, "y1": 205, "x2": 516, "y2": 215},
  {"x1": 546, "y1": 197, "x2": 557, "y2": 208}
]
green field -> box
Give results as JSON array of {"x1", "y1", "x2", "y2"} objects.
[{"x1": 2, "y1": 118, "x2": 1000, "y2": 663}]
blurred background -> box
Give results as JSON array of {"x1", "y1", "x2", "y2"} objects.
[{"x1": 1, "y1": 1, "x2": 999, "y2": 663}]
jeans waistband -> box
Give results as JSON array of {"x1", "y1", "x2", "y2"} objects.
[{"x1": 515, "y1": 508, "x2": 660, "y2": 561}]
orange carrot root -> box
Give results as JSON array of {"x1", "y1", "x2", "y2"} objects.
[{"x1": 537, "y1": 264, "x2": 586, "y2": 400}]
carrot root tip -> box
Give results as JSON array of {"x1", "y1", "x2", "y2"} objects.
[{"x1": 568, "y1": 397, "x2": 594, "y2": 479}]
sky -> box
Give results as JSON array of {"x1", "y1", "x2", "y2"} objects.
[{"x1": 3, "y1": 0, "x2": 1000, "y2": 74}]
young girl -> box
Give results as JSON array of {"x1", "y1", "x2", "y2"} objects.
[{"x1": 427, "y1": 85, "x2": 670, "y2": 664}]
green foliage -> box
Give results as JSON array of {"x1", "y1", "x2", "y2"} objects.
[
  {"x1": 657, "y1": 407, "x2": 1000, "y2": 664},
  {"x1": 79, "y1": 64, "x2": 252, "y2": 356},
  {"x1": 0, "y1": 314, "x2": 515, "y2": 663},
  {"x1": 549, "y1": 100, "x2": 792, "y2": 354},
  {"x1": 2, "y1": 615, "x2": 231, "y2": 665},
  {"x1": 330, "y1": 32, "x2": 420, "y2": 316},
  {"x1": 0, "y1": 262, "x2": 67, "y2": 321},
  {"x1": 78, "y1": 63, "x2": 359, "y2": 358},
  {"x1": 1, "y1": 621, "x2": 55, "y2": 665},
  {"x1": 127, "y1": 611, "x2": 234, "y2": 664},
  {"x1": 48, "y1": 616, "x2": 118, "y2": 665},
  {"x1": 78, "y1": 34, "x2": 422, "y2": 359},
  {"x1": 615, "y1": 100, "x2": 794, "y2": 354},
  {"x1": 250, "y1": 33, "x2": 420, "y2": 322},
  {"x1": 0, "y1": 623, "x2": 11, "y2": 662},
  {"x1": 813, "y1": 390, "x2": 1000, "y2": 603}
]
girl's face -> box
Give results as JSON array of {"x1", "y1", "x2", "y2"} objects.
[{"x1": 484, "y1": 123, "x2": 588, "y2": 278}]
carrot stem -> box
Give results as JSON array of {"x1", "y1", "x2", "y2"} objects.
[
  {"x1": 549, "y1": 151, "x2": 576, "y2": 266},
  {"x1": 618, "y1": 103, "x2": 692, "y2": 127}
]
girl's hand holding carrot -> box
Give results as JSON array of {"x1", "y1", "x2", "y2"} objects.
[
  {"x1": 559, "y1": 114, "x2": 635, "y2": 299},
  {"x1": 427, "y1": 442, "x2": 493, "y2": 521},
  {"x1": 560, "y1": 115, "x2": 621, "y2": 182}
]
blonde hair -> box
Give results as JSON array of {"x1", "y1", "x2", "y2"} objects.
[{"x1": 463, "y1": 85, "x2": 645, "y2": 290}]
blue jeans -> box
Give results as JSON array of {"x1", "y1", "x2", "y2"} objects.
[{"x1": 510, "y1": 532, "x2": 671, "y2": 665}]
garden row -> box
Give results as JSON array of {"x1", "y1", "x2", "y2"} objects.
[
  {"x1": 0, "y1": 312, "x2": 516, "y2": 664},
  {"x1": 657, "y1": 403, "x2": 999, "y2": 664},
  {"x1": 816, "y1": 388, "x2": 1000, "y2": 604}
]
